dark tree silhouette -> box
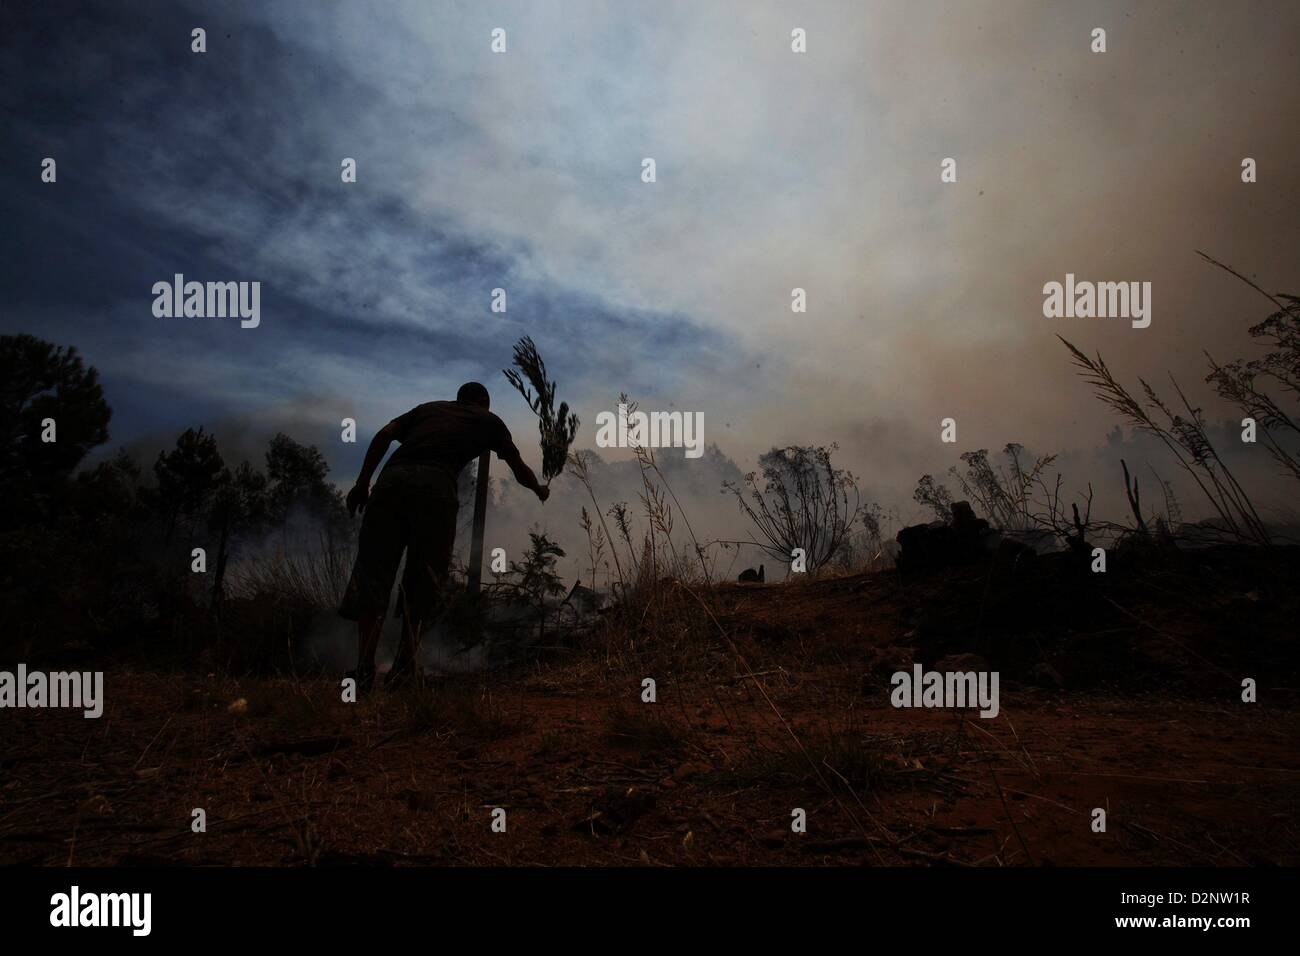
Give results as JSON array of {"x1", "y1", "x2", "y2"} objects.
[
  {"x1": 208, "y1": 460, "x2": 270, "y2": 610},
  {"x1": 0, "y1": 333, "x2": 111, "y2": 527},
  {"x1": 153, "y1": 427, "x2": 225, "y2": 545},
  {"x1": 264, "y1": 432, "x2": 344, "y2": 526}
]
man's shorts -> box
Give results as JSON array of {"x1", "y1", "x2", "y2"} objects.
[{"x1": 339, "y1": 464, "x2": 459, "y2": 624}]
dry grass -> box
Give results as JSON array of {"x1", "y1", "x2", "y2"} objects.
[
  {"x1": 226, "y1": 538, "x2": 353, "y2": 609},
  {"x1": 394, "y1": 680, "x2": 531, "y2": 741}
]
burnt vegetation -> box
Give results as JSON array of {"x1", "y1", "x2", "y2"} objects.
[{"x1": 1, "y1": 255, "x2": 1298, "y2": 866}]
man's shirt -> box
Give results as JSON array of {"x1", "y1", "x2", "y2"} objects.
[{"x1": 382, "y1": 401, "x2": 520, "y2": 477}]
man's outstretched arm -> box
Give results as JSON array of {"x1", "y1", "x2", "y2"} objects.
[
  {"x1": 347, "y1": 421, "x2": 400, "y2": 515},
  {"x1": 502, "y1": 448, "x2": 550, "y2": 502}
]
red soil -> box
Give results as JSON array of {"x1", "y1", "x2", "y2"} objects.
[{"x1": 3, "y1": 569, "x2": 1296, "y2": 866}]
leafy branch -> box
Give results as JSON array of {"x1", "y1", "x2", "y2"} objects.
[{"x1": 502, "y1": 336, "x2": 579, "y2": 483}]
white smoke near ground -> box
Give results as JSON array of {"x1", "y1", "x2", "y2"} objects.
[
  {"x1": 84, "y1": 397, "x2": 1300, "y2": 676},
  {"x1": 467, "y1": 443, "x2": 752, "y2": 589},
  {"x1": 99, "y1": 400, "x2": 1300, "y2": 591},
  {"x1": 303, "y1": 608, "x2": 495, "y2": 676}
]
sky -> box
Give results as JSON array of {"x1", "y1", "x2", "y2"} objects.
[{"x1": 3, "y1": 0, "x2": 1298, "y2": 567}]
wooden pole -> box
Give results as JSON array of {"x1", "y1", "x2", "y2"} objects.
[{"x1": 466, "y1": 451, "x2": 491, "y2": 595}]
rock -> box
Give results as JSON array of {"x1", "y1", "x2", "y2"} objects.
[
  {"x1": 950, "y1": 500, "x2": 985, "y2": 532},
  {"x1": 895, "y1": 520, "x2": 949, "y2": 574},
  {"x1": 895, "y1": 501, "x2": 996, "y2": 574}
]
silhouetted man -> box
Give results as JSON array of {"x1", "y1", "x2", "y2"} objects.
[{"x1": 340, "y1": 382, "x2": 549, "y2": 691}]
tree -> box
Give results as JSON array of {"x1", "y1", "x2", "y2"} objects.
[
  {"x1": 208, "y1": 461, "x2": 269, "y2": 610},
  {"x1": 497, "y1": 529, "x2": 567, "y2": 639},
  {"x1": 0, "y1": 334, "x2": 111, "y2": 527},
  {"x1": 264, "y1": 432, "x2": 344, "y2": 527},
  {"x1": 153, "y1": 427, "x2": 225, "y2": 544},
  {"x1": 508, "y1": 530, "x2": 567, "y2": 605},
  {"x1": 723, "y1": 444, "x2": 861, "y2": 573},
  {"x1": 71, "y1": 448, "x2": 143, "y2": 528}
]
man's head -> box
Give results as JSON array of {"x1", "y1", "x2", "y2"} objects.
[{"x1": 456, "y1": 381, "x2": 491, "y2": 409}]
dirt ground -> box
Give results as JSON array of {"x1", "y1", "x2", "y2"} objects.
[{"x1": 3, "y1": 568, "x2": 1297, "y2": 867}]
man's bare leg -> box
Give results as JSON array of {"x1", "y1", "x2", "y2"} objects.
[
  {"x1": 390, "y1": 614, "x2": 423, "y2": 686},
  {"x1": 353, "y1": 614, "x2": 383, "y2": 693},
  {"x1": 385, "y1": 588, "x2": 421, "y2": 687},
  {"x1": 389, "y1": 621, "x2": 418, "y2": 679},
  {"x1": 388, "y1": 575, "x2": 447, "y2": 688}
]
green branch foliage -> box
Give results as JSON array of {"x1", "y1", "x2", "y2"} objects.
[{"x1": 502, "y1": 336, "x2": 579, "y2": 483}]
